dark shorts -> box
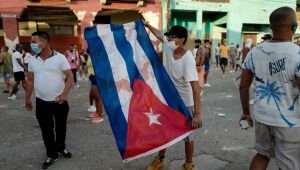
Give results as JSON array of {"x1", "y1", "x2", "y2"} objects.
[
  {"x1": 89, "y1": 75, "x2": 97, "y2": 86},
  {"x1": 220, "y1": 57, "x2": 228, "y2": 66},
  {"x1": 14, "y1": 71, "x2": 25, "y2": 82},
  {"x1": 204, "y1": 63, "x2": 210, "y2": 72}
]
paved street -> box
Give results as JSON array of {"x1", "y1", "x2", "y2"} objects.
[{"x1": 0, "y1": 67, "x2": 277, "y2": 170}]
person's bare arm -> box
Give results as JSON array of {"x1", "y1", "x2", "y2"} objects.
[
  {"x1": 195, "y1": 47, "x2": 205, "y2": 71},
  {"x1": 239, "y1": 69, "x2": 254, "y2": 127},
  {"x1": 144, "y1": 22, "x2": 164, "y2": 42},
  {"x1": 16, "y1": 58, "x2": 25, "y2": 69},
  {"x1": 297, "y1": 77, "x2": 300, "y2": 91},
  {"x1": 57, "y1": 69, "x2": 73, "y2": 104},
  {"x1": 191, "y1": 81, "x2": 202, "y2": 128},
  {"x1": 25, "y1": 72, "x2": 34, "y2": 111}
]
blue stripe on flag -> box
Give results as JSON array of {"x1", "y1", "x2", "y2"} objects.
[
  {"x1": 110, "y1": 24, "x2": 143, "y2": 89},
  {"x1": 84, "y1": 26, "x2": 128, "y2": 157},
  {"x1": 134, "y1": 20, "x2": 191, "y2": 119}
]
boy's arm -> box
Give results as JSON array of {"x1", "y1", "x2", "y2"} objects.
[
  {"x1": 191, "y1": 81, "x2": 202, "y2": 128},
  {"x1": 144, "y1": 22, "x2": 164, "y2": 42}
]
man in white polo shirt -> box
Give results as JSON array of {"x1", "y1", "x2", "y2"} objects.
[
  {"x1": 8, "y1": 44, "x2": 26, "y2": 100},
  {"x1": 25, "y1": 31, "x2": 73, "y2": 169}
]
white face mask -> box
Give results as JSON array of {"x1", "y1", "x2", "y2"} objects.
[{"x1": 167, "y1": 41, "x2": 179, "y2": 50}]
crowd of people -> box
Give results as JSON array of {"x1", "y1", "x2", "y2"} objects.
[{"x1": 0, "y1": 6, "x2": 299, "y2": 170}]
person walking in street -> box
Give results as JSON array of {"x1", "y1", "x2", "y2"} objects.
[
  {"x1": 233, "y1": 38, "x2": 253, "y2": 87},
  {"x1": 195, "y1": 39, "x2": 205, "y2": 93},
  {"x1": 0, "y1": 46, "x2": 13, "y2": 93},
  {"x1": 220, "y1": 39, "x2": 229, "y2": 77},
  {"x1": 25, "y1": 31, "x2": 73, "y2": 169},
  {"x1": 8, "y1": 44, "x2": 26, "y2": 100},
  {"x1": 239, "y1": 6, "x2": 300, "y2": 170},
  {"x1": 144, "y1": 23, "x2": 202, "y2": 170},
  {"x1": 79, "y1": 49, "x2": 88, "y2": 81},
  {"x1": 203, "y1": 39, "x2": 211, "y2": 87},
  {"x1": 235, "y1": 44, "x2": 242, "y2": 71},
  {"x1": 215, "y1": 42, "x2": 221, "y2": 68},
  {"x1": 65, "y1": 44, "x2": 80, "y2": 88},
  {"x1": 86, "y1": 49, "x2": 104, "y2": 123},
  {"x1": 229, "y1": 43, "x2": 237, "y2": 73}
]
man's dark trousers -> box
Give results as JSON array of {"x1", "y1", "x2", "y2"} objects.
[{"x1": 36, "y1": 98, "x2": 69, "y2": 158}]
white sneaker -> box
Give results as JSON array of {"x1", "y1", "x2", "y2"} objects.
[
  {"x1": 204, "y1": 83, "x2": 212, "y2": 87},
  {"x1": 249, "y1": 99, "x2": 254, "y2": 105},
  {"x1": 78, "y1": 77, "x2": 83, "y2": 81},
  {"x1": 8, "y1": 94, "x2": 16, "y2": 100},
  {"x1": 88, "y1": 105, "x2": 96, "y2": 112}
]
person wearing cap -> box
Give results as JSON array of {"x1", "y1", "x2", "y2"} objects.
[
  {"x1": 220, "y1": 39, "x2": 229, "y2": 77},
  {"x1": 144, "y1": 22, "x2": 202, "y2": 170},
  {"x1": 8, "y1": 44, "x2": 26, "y2": 100}
]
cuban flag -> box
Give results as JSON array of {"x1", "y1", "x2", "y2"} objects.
[{"x1": 85, "y1": 19, "x2": 193, "y2": 161}]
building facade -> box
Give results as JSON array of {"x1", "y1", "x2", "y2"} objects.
[
  {"x1": 0, "y1": 0, "x2": 162, "y2": 53},
  {"x1": 163, "y1": 0, "x2": 297, "y2": 55}
]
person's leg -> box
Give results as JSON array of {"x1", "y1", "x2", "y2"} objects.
[
  {"x1": 185, "y1": 141, "x2": 194, "y2": 163},
  {"x1": 71, "y1": 69, "x2": 77, "y2": 84},
  {"x1": 10, "y1": 81, "x2": 20, "y2": 96},
  {"x1": 89, "y1": 87, "x2": 94, "y2": 106},
  {"x1": 204, "y1": 71, "x2": 208, "y2": 84},
  {"x1": 93, "y1": 86, "x2": 103, "y2": 117},
  {"x1": 250, "y1": 153, "x2": 270, "y2": 170},
  {"x1": 36, "y1": 98, "x2": 58, "y2": 158},
  {"x1": 53, "y1": 102, "x2": 69, "y2": 153}
]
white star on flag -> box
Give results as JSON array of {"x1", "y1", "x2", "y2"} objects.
[{"x1": 144, "y1": 108, "x2": 162, "y2": 126}]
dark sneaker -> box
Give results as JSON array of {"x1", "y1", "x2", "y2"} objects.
[
  {"x1": 42, "y1": 157, "x2": 57, "y2": 169},
  {"x1": 58, "y1": 150, "x2": 72, "y2": 158}
]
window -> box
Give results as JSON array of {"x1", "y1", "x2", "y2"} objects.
[{"x1": 37, "y1": 22, "x2": 74, "y2": 35}]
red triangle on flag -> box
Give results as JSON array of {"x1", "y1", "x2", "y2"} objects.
[{"x1": 123, "y1": 79, "x2": 193, "y2": 160}]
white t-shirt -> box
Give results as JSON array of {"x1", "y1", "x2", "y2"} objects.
[
  {"x1": 242, "y1": 42, "x2": 300, "y2": 127},
  {"x1": 164, "y1": 37, "x2": 198, "y2": 106},
  {"x1": 12, "y1": 51, "x2": 24, "y2": 72},
  {"x1": 24, "y1": 52, "x2": 33, "y2": 64},
  {"x1": 215, "y1": 46, "x2": 220, "y2": 55},
  {"x1": 28, "y1": 51, "x2": 71, "y2": 101}
]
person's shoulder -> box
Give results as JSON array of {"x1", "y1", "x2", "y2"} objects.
[{"x1": 184, "y1": 50, "x2": 195, "y2": 61}]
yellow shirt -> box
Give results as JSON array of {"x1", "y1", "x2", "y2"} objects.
[
  {"x1": 220, "y1": 45, "x2": 229, "y2": 58},
  {"x1": 87, "y1": 57, "x2": 94, "y2": 76}
]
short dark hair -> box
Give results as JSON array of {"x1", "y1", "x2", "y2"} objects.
[
  {"x1": 69, "y1": 44, "x2": 74, "y2": 47},
  {"x1": 194, "y1": 39, "x2": 201, "y2": 43},
  {"x1": 204, "y1": 39, "x2": 210, "y2": 43},
  {"x1": 165, "y1": 25, "x2": 188, "y2": 44},
  {"x1": 270, "y1": 6, "x2": 296, "y2": 32},
  {"x1": 32, "y1": 31, "x2": 50, "y2": 42}
]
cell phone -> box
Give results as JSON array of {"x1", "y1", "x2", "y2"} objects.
[{"x1": 240, "y1": 120, "x2": 250, "y2": 129}]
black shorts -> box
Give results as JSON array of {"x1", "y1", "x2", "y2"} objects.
[
  {"x1": 14, "y1": 71, "x2": 25, "y2": 81},
  {"x1": 220, "y1": 57, "x2": 228, "y2": 66},
  {"x1": 89, "y1": 75, "x2": 97, "y2": 86}
]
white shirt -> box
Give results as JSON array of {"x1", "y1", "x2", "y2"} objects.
[
  {"x1": 215, "y1": 46, "x2": 221, "y2": 55},
  {"x1": 12, "y1": 51, "x2": 24, "y2": 72},
  {"x1": 243, "y1": 42, "x2": 300, "y2": 127},
  {"x1": 164, "y1": 37, "x2": 198, "y2": 106},
  {"x1": 24, "y1": 52, "x2": 33, "y2": 64},
  {"x1": 28, "y1": 51, "x2": 71, "y2": 101}
]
